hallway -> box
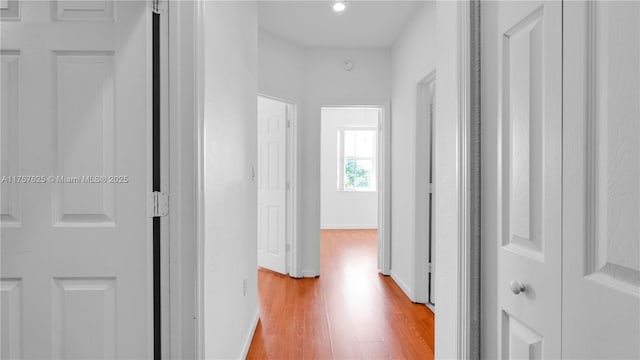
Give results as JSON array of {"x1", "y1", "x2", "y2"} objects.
[{"x1": 247, "y1": 230, "x2": 434, "y2": 359}]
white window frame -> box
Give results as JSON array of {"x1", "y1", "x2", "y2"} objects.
[{"x1": 336, "y1": 126, "x2": 378, "y2": 192}]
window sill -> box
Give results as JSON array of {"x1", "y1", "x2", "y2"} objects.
[{"x1": 336, "y1": 189, "x2": 377, "y2": 193}]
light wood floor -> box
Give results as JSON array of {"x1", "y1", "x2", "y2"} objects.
[{"x1": 247, "y1": 229, "x2": 435, "y2": 359}]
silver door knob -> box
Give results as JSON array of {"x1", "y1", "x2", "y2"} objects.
[{"x1": 510, "y1": 280, "x2": 526, "y2": 295}]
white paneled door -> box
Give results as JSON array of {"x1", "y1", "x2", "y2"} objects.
[
  {"x1": 484, "y1": 1, "x2": 563, "y2": 358},
  {"x1": 257, "y1": 96, "x2": 287, "y2": 275},
  {"x1": 486, "y1": 1, "x2": 640, "y2": 358},
  {"x1": 1, "y1": 1, "x2": 153, "y2": 358},
  {"x1": 563, "y1": 2, "x2": 640, "y2": 358}
]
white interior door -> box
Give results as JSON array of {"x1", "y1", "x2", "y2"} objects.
[
  {"x1": 1, "y1": 1, "x2": 153, "y2": 358},
  {"x1": 563, "y1": 2, "x2": 640, "y2": 358},
  {"x1": 257, "y1": 96, "x2": 287, "y2": 274},
  {"x1": 484, "y1": 1, "x2": 563, "y2": 358}
]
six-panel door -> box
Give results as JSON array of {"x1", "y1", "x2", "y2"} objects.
[
  {"x1": 1, "y1": 1, "x2": 153, "y2": 358},
  {"x1": 257, "y1": 96, "x2": 288, "y2": 275}
]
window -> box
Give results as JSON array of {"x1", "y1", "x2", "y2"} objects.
[{"x1": 337, "y1": 128, "x2": 377, "y2": 191}]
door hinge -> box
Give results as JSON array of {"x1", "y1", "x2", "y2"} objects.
[
  {"x1": 286, "y1": 181, "x2": 291, "y2": 190},
  {"x1": 151, "y1": 0, "x2": 166, "y2": 14},
  {"x1": 427, "y1": 262, "x2": 434, "y2": 273},
  {"x1": 148, "y1": 191, "x2": 169, "y2": 218},
  {"x1": 287, "y1": 119, "x2": 292, "y2": 128}
]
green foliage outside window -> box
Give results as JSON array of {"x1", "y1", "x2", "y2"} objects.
[{"x1": 344, "y1": 159, "x2": 371, "y2": 190}]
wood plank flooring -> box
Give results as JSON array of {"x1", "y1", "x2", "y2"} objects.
[{"x1": 247, "y1": 229, "x2": 435, "y2": 359}]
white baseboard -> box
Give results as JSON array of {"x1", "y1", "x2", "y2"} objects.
[
  {"x1": 320, "y1": 224, "x2": 378, "y2": 230},
  {"x1": 426, "y1": 302, "x2": 435, "y2": 314},
  {"x1": 240, "y1": 308, "x2": 260, "y2": 359},
  {"x1": 302, "y1": 269, "x2": 319, "y2": 278},
  {"x1": 390, "y1": 270, "x2": 415, "y2": 302}
]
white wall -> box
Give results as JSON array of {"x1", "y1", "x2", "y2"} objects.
[
  {"x1": 389, "y1": 2, "x2": 436, "y2": 300},
  {"x1": 320, "y1": 107, "x2": 379, "y2": 229},
  {"x1": 258, "y1": 31, "x2": 391, "y2": 276},
  {"x1": 258, "y1": 30, "x2": 305, "y2": 106},
  {"x1": 202, "y1": 2, "x2": 259, "y2": 358},
  {"x1": 389, "y1": 3, "x2": 472, "y2": 358},
  {"x1": 387, "y1": 3, "x2": 471, "y2": 357}
]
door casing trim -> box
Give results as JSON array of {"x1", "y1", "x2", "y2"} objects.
[
  {"x1": 415, "y1": 71, "x2": 437, "y2": 305},
  {"x1": 317, "y1": 102, "x2": 391, "y2": 277},
  {"x1": 460, "y1": 0, "x2": 482, "y2": 358}
]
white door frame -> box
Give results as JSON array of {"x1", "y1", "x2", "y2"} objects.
[
  {"x1": 257, "y1": 94, "x2": 299, "y2": 278},
  {"x1": 433, "y1": 1, "x2": 481, "y2": 358},
  {"x1": 169, "y1": 0, "x2": 481, "y2": 358},
  {"x1": 157, "y1": 5, "x2": 171, "y2": 358},
  {"x1": 415, "y1": 71, "x2": 436, "y2": 305},
  {"x1": 165, "y1": 1, "x2": 200, "y2": 358},
  {"x1": 379, "y1": 103, "x2": 392, "y2": 276},
  {"x1": 318, "y1": 102, "x2": 391, "y2": 276},
  {"x1": 194, "y1": 0, "x2": 206, "y2": 357}
]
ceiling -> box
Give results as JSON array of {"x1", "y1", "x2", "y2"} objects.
[{"x1": 258, "y1": 1, "x2": 424, "y2": 48}]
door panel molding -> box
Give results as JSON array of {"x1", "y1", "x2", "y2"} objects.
[
  {"x1": 501, "y1": 311, "x2": 543, "y2": 360},
  {"x1": 563, "y1": 2, "x2": 640, "y2": 358},
  {"x1": 0, "y1": 278, "x2": 22, "y2": 359},
  {"x1": 51, "y1": 277, "x2": 117, "y2": 359},
  {"x1": 52, "y1": 51, "x2": 116, "y2": 227},
  {"x1": 584, "y1": 1, "x2": 640, "y2": 294},
  {"x1": 52, "y1": 0, "x2": 115, "y2": 22},
  {"x1": 501, "y1": 6, "x2": 544, "y2": 262},
  {"x1": 0, "y1": 51, "x2": 21, "y2": 227}
]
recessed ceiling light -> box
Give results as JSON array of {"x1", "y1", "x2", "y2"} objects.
[{"x1": 332, "y1": 1, "x2": 346, "y2": 12}]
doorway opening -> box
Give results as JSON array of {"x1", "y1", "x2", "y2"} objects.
[
  {"x1": 320, "y1": 106, "x2": 390, "y2": 276},
  {"x1": 256, "y1": 95, "x2": 298, "y2": 277},
  {"x1": 249, "y1": 1, "x2": 436, "y2": 357}
]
